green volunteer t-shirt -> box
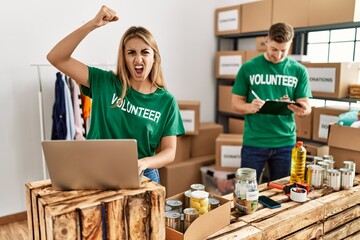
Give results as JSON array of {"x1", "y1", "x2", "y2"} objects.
[
  {"x1": 81, "y1": 66, "x2": 185, "y2": 159},
  {"x1": 232, "y1": 54, "x2": 312, "y2": 148}
]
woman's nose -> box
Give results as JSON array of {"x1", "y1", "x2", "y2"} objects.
[{"x1": 134, "y1": 56, "x2": 143, "y2": 63}]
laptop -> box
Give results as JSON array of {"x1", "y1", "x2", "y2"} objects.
[{"x1": 41, "y1": 139, "x2": 140, "y2": 190}]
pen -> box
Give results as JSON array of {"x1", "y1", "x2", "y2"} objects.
[{"x1": 249, "y1": 88, "x2": 261, "y2": 100}]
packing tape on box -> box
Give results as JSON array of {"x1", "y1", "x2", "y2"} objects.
[{"x1": 290, "y1": 187, "x2": 307, "y2": 203}]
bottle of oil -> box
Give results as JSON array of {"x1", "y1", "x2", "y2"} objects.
[{"x1": 290, "y1": 141, "x2": 306, "y2": 183}]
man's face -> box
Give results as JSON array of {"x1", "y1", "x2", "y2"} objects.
[{"x1": 265, "y1": 38, "x2": 292, "y2": 64}]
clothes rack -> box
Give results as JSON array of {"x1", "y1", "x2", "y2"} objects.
[{"x1": 31, "y1": 63, "x2": 116, "y2": 180}]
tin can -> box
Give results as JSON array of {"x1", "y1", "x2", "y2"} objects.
[
  {"x1": 307, "y1": 165, "x2": 324, "y2": 189},
  {"x1": 183, "y1": 208, "x2": 199, "y2": 232},
  {"x1": 343, "y1": 161, "x2": 356, "y2": 180},
  {"x1": 340, "y1": 168, "x2": 354, "y2": 190},
  {"x1": 327, "y1": 169, "x2": 341, "y2": 191},
  {"x1": 190, "y1": 183, "x2": 205, "y2": 192},
  {"x1": 165, "y1": 212, "x2": 181, "y2": 231},
  {"x1": 165, "y1": 205, "x2": 172, "y2": 212},
  {"x1": 323, "y1": 159, "x2": 335, "y2": 170},
  {"x1": 323, "y1": 155, "x2": 333, "y2": 161},
  {"x1": 313, "y1": 156, "x2": 323, "y2": 165},
  {"x1": 184, "y1": 190, "x2": 191, "y2": 209},
  {"x1": 317, "y1": 161, "x2": 330, "y2": 180},
  {"x1": 166, "y1": 199, "x2": 183, "y2": 214},
  {"x1": 208, "y1": 197, "x2": 220, "y2": 210}
]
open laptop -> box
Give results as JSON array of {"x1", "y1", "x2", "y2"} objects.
[{"x1": 41, "y1": 139, "x2": 140, "y2": 190}]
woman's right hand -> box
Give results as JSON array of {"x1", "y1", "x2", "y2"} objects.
[{"x1": 92, "y1": 5, "x2": 119, "y2": 28}]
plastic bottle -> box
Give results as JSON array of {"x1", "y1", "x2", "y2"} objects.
[{"x1": 290, "y1": 141, "x2": 307, "y2": 183}]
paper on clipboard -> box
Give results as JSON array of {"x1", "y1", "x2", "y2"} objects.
[{"x1": 258, "y1": 101, "x2": 300, "y2": 115}]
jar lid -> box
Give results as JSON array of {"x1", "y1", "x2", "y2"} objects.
[
  {"x1": 236, "y1": 168, "x2": 256, "y2": 179},
  {"x1": 190, "y1": 190, "x2": 209, "y2": 199}
]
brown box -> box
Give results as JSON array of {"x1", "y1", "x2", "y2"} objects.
[
  {"x1": 312, "y1": 106, "x2": 349, "y2": 143},
  {"x1": 272, "y1": 0, "x2": 310, "y2": 28},
  {"x1": 26, "y1": 178, "x2": 165, "y2": 240},
  {"x1": 303, "y1": 140, "x2": 329, "y2": 157},
  {"x1": 244, "y1": 50, "x2": 264, "y2": 62},
  {"x1": 178, "y1": 101, "x2": 200, "y2": 135},
  {"x1": 215, "y1": 133, "x2": 243, "y2": 172},
  {"x1": 241, "y1": 0, "x2": 272, "y2": 33},
  {"x1": 190, "y1": 122, "x2": 224, "y2": 158},
  {"x1": 228, "y1": 117, "x2": 244, "y2": 134},
  {"x1": 175, "y1": 135, "x2": 191, "y2": 162},
  {"x1": 215, "y1": 5, "x2": 242, "y2": 36},
  {"x1": 328, "y1": 124, "x2": 360, "y2": 173},
  {"x1": 302, "y1": 62, "x2": 360, "y2": 98},
  {"x1": 165, "y1": 192, "x2": 231, "y2": 240},
  {"x1": 218, "y1": 85, "x2": 237, "y2": 114},
  {"x1": 295, "y1": 108, "x2": 313, "y2": 140},
  {"x1": 309, "y1": 0, "x2": 360, "y2": 26},
  {"x1": 216, "y1": 51, "x2": 245, "y2": 79},
  {"x1": 159, "y1": 155, "x2": 215, "y2": 197}
]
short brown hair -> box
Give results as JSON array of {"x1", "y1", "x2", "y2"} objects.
[{"x1": 268, "y1": 23, "x2": 294, "y2": 43}]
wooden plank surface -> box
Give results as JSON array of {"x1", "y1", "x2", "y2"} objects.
[
  {"x1": 322, "y1": 217, "x2": 360, "y2": 240},
  {"x1": 281, "y1": 222, "x2": 323, "y2": 240},
  {"x1": 324, "y1": 205, "x2": 360, "y2": 234}
]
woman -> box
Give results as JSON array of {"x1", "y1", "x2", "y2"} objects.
[{"x1": 47, "y1": 5, "x2": 185, "y2": 183}]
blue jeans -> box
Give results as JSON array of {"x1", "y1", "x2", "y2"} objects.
[
  {"x1": 144, "y1": 168, "x2": 160, "y2": 183},
  {"x1": 241, "y1": 145, "x2": 293, "y2": 182}
]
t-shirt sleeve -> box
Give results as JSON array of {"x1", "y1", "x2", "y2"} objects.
[
  {"x1": 80, "y1": 66, "x2": 111, "y2": 98},
  {"x1": 295, "y1": 64, "x2": 312, "y2": 99},
  {"x1": 162, "y1": 98, "x2": 186, "y2": 137},
  {"x1": 232, "y1": 64, "x2": 249, "y2": 97}
]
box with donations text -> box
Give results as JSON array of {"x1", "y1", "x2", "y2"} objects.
[
  {"x1": 302, "y1": 62, "x2": 360, "y2": 98},
  {"x1": 165, "y1": 192, "x2": 231, "y2": 240},
  {"x1": 215, "y1": 133, "x2": 243, "y2": 172},
  {"x1": 178, "y1": 101, "x2": 200, "y2": 135}
]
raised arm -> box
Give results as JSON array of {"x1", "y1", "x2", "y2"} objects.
[{"x1": 46, "y1": 5, "x2": 118, "y2": 87}]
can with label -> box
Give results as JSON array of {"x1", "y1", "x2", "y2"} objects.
[
  {"x1": 343, "y1": 161, "x2": 356, "y2": 180},
  {"x1": 183, "y1": 208, "x2": 199, "y2": 232},
  {"x1": 208, "y1": 197, "x2": 221, "y2": 210},
  {"x1": 340, "y1": 168, "x2": 354, "y2": 190},
  {"x1": 190, "y1": 183, "x2": 205, "y2": 192},
  {"x1": 165, "y1": 212, "x2": 181, "y2": 231},
  {"x1": 165, "y1": 199, "x2": 183, "y2": 214},
  {"x1": 307, "y1": 164, "x2": 324, "y2": 189},
  {"x1": 317, "y1": 161, "x2": 330, "y2": 181},
  {"x1": 327, "y1": 169, "x2": 341, "y2": 191}
]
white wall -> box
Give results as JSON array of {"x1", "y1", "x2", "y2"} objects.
[{"x1": 0, "y1": 0, "x2": 253, "y2": 217}]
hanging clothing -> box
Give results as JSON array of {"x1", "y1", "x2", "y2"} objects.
[
  {"x1": 51, "y1": 72, "x2": 67, "y2": 140},
  {"x1": 70, "y1": 78, "x2": 86, "y2": 140},
  {"x1": 62, "y1": 75, "x2": 75, "y2": 140},
  {"x1": 80, "y1": 92, "x2": 92, "y2": 135}
]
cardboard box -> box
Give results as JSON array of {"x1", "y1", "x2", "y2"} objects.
[
  {"x1": 272, "y1": 0, "x2": 310, "y2": 28},
  {"x1": 200, "y1": 164, "x2": 235, "y2": 195},
  {"x1": 190, "y1": 122, "x2": 224, "y2": 158},
  {"x1": 312, "y1": 106, "x2": 349, "y2": 143},
  {"x1": 165, "y1": 192, "x2": 231, "y2": 240},
  {"x1": 295, "y1": 108, "x2": 313, "y2": 140},
  {"x1": 241, "y1": 0, "x2": 272, "y2": 33},
  {"x1": 228, "y1": 117, "x2": 244, "y2": 134},
  {"x1": 303, "y1": 140, "x2": 329, "y2": 157},
  {"x1": 218, "y1": 85, "x2": 238, "y2": 114},
  {"x1": 328, "y1": 124, "x2": 360, "y2": 173},
  {"x1": 216, "y1": 51, "x2": 245, "y2": 79},
  {"x1": 159, "y1": 155, "x2": 215, "y2": 197},
  {"x1": 178, "y1": 101, "x2": 200, "y2": 135},
  {"x1": 256, "y1": 36, "x2": 267, "y2": 51},
  {"x1": 244, "y1": 50, "x2": 264, "y2": 62},
  {"x1": 215, "y1": 133, "x2": 243, "y2": 172},
  {"x1": 302, "y1": 62, "x2": 360, "y2": 98},
  {"x1": 215, "y1": 5, "x2": 242, "y2": 36},
  {"x1": 309, "y1": 0, "x2": 360, "y2": 26}
]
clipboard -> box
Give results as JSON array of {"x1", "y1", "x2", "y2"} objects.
[{"x1": 258, "y1": 101, "x2": 301, "y2": 115}]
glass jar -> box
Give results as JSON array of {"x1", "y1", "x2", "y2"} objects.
[
  {"x1": 190, "y1": 190, "x2": 209, "y2": 215},
  {"x1": 233, "y1": 168, "x2": 259, "y2": 214}
]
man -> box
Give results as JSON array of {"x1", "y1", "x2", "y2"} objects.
[{"x1": 231, "y1": 22, "x2": 312, "y2": 182}]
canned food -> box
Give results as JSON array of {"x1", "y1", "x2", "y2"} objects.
[
  {"x1": 208, "y1": 197, "x2": 220, "y2": 210},
  {"x1": 343, "y1": 161, "x2": 356, "y2": 180},
  {"x1": 323, "y1": 159, "x2": 335, "y2": 170},
  {"x1": 327, "y1": 169, "x2": 341, "y2": 191},
  {"x1": 340, "y1": 168, "x2": 354, "y2": 190},
  {"x1": 166, "y1": 199, "x2": 183, "y2": 213},
  {"x1": 165, "y1": 205, "x2": 172, "y2": 212},
  {"x1": 312, "y1": 156, "x2": 323, "y2": 165},
  {"x1": 183, "y1": 208, "x2": 199, "y2": 232},
  {"x1": 165, "y1": 212, "x2": 181, "y2": 231},
  {"x1": 184, "y1": 190, "x2": 191, "y2": 209},
  {"x1": 307, "y1": 165, "x2": 324, "y2": 189},
  {"x1": 317, "y1": 161, "x2": 330, "y2": 181}
]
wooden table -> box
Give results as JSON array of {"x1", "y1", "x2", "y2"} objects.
[
  {"x1": 25, "y1": 177, "x2": 165, "y2": 240},
  {"x1": 206, "y1": 174, "x2": 360, "y2": 240}
]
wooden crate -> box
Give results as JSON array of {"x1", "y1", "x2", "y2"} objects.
[
  {"x1": 26, "y1": 178, "x2": 165, "y2": 240},
  {"x1": 206, "y1": 174, "x2": 360, "y2": 239}
]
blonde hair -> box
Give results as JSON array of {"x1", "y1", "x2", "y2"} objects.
[{"x1": 112, "y1": 26, "x2": 165, "y2": 107}]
